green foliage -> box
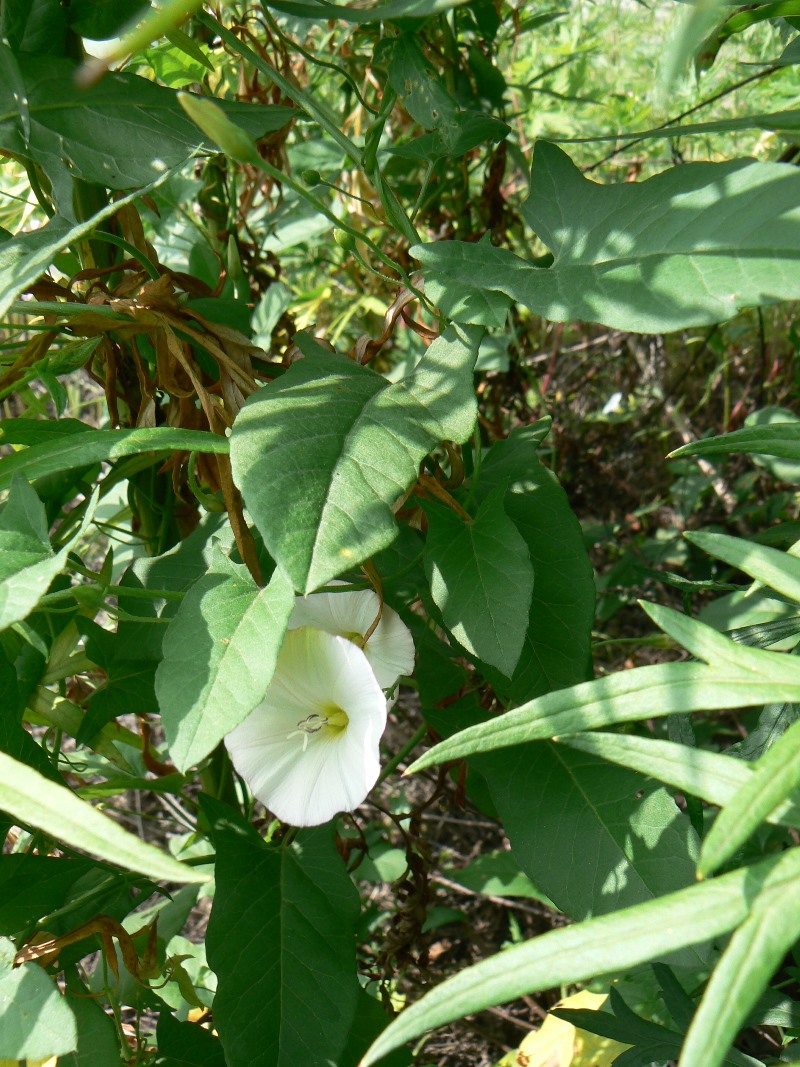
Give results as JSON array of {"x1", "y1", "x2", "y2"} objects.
[
  {"x1": 3, "y1": 2, "x2": 800, "y2": 1064},
  {"x1": 156, "y1": 555, "x2": 295, "y2": 770},
  {"x1": 203, "y1": 798, "x2": 361, "y2": 1066},
  {"x1": 0, "y1": 936, "x2": 77, "y2": 1059},
  {"x1": 423, "y1": 483, "x2": 533, "y2": 677},
  {"x1": 230, "y1": 327, "x2": 479, "y2": 592}
]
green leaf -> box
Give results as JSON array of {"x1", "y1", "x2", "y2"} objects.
[
  {"x1": 115, "y1": 512, "x2": 230, "y2": 663},
  {"x1": 685, "y1": 531, "x2": 800, "y2": 605},
  {"x1": 156, "y1": 1011, "x2": 227, "y2": 1066},
  {"x1": 481, "y1": 745, "x2": 702, "y2": 923},
  {"x1": 156, "y1": 555, "x2": 295, "y2": 772},
  {"x1": 559, "y1": 731, "x2": 800, "y2": 830},
  {"x1": 360, "y1": 847, "x2": 800, "y2": 1067},
  {"x1": 231, "y1": 326, "x2": 479, "y2": 593},
  {"x1": 0, "y1": 426, "x2": 229, "y2": 492},
  {"x1": 0, "y1": 750, "x2": 206, "y2": 883},
  {"x1": 339, "y1": 989, "x2": 412, "y2": 1067},
  {"x1": 0, "y1": 476, "x2": 98, "y2": 632},
  {"x1": 203, "y1": 798, "x2": 360, "y2": 1067},
  {"x1": 413, "y1": 142, "x2": 800, "y2": 333},
  {"x1": 679, "y1": 879, "x2": 800, "y2": 1067},
  {"x1": 0, "y1": 936, "x2": 77, "y2": 1059},
  {"x1": 261, "y1": 0, "x2": 470, "y2": 22},
  {"x1": 406, "y1": 658, "x2": 800, "y2": 773},
  {"x1": 0, "y1": 0, "x2": 67, "y2": 54},
  {"x1": 0, "y1": 855, "x2": 95, "y2": 934},
  {"x1": 61, "y1": 973, "x2": 124, "y2": 1067},
  {"x1": 477, "y1": 427, "x2": 594, "y2": 703},
  {"x1": 389, "y1": 35, "x2": 458, "y2": 129},
  {"x1": 0, "y1": 51, "x2": 294, "y2": 191},
  {"x1": 439, "y1": 850, "x2": 552, "y2": 902},
  {"x1": 423, "y1": 483, "x2": 534, "y2": 677},
  {"x1": 69, "y1": 0, "x2": 150, "y2": 40},
  {"x1": 79, "y1": 619, "x2": 158, "y2": 741},
  {"x1": 0, "y1": 167, "x2": 176, "y2": 321},
  {"x1": 699, "y1": 719, "x2": 800, "y2": 876},
  {"x1": 669, "y1": 423, "x2": 800, "y2": 462},
  {"x1": 640, "y1": 601, "x2": 783, "y2": 673}
]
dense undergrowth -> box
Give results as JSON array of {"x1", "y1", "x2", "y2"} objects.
[{"x1": 3, "y1": 2, "x2": 800, "y2": 1066}]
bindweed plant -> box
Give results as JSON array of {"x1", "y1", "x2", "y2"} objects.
[{"x1": 3, "y1": 2, "x2": 800, "y2": 1065}]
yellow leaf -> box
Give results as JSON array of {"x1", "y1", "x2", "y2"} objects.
[{"x1": 495, "y1": 990, "x2": 631, "y2": 1067}]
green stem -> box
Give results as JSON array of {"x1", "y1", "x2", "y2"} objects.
[{"x1": 379, "y1": 723, "x2": 429, "y2": 784}]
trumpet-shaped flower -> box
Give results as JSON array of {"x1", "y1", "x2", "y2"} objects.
[
  {"x1": 224, "y1": 626, "x2": 388, "y2": 827},
  {"x1": 288, "y1": 585, "x2": 414, "y2": 692}
]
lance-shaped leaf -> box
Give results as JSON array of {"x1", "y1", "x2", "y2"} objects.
[
  {"x1": 230, "y1": 326, "x2": 479, "y2": 593},
  {"x1": 202, "y1": 798, "x2": 360, "y2": 1067},
  {"x1": 559, "y1": 731, "x2": 800, "y2": 830},
  {"x1": 0, "y1": 476, "x2": 98, "y2": 632},
  {"x1": 407, "y1": 608, "x2": 800, "y2": 772},
  {"x1": 699, "y1": 718, "x2": 800, "y2": 877},
  {"x1": 360, "y1": 846, "x2": 800, "y2": 1066},
  {"x1": 407, "y1": 661, "x2": 800, "y2": 772},
  {"x1": 0, "y1": 937, "x2": 77, "y2": 1059},
  {"x1": 423, "y1": 484, "x2": 534, "y2": 677},
  {"x1": 412, "y1": 142, "x2": 800, "y2": 333},
  {"x1": 685, "y1": 531, "x2": 800, "y2": 605},
  {"x1": 261, "y1": 0, "x2": 471, "y2": 22},
  {"x1": 679, "y1": 878, "x2": 800, "y2": 1067},
  {"x1": 669, "y1": 423, "x2": 800, "y2": 462},
  {"x1": 156, "y1": 554, "x2": 295, "y2": 772},
  {"x1": 0, "y1": 425, "x2": 229, "y2": 492},
  {"x1": 0, "y1": 751, "x2": 205, "y2": 883}
]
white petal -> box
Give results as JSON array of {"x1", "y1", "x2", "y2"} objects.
[
  {"x1": 225, "y1": 627, "x2": 387, "y2": 827},
  {"x1": 289, "y1": 585, "x2": 415, "y2": 690}
]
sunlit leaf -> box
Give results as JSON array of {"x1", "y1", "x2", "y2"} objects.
[
  {"x1": 0, "y1": 751, "x2": 206, "y2": 884},
  {"x1": 0, "y1": 937, "x2": 76, "y2": 1059},
  {"x1": 231, "y1": 326, "x2": 479, "y2": 593},
  {"x1": 0, "y1": 426, "x2": 229, "y2": 492},
  {"x1": 679, "y1": 878, "x2": 800, "y2": 1067},
  {"x1": 685, "y1": 531, "x2": 800, "y2": 606},
  {"x1": 558, "y1": 731, "x2": 800, "y2": 830},
  {"x1": 699, "y1": 719, "x2": 800, "y2": 876},
  {"x1": 412, "y1": 143, "x2": 800, "y2": 333},
  {"x1": 156, "y1": 554, "x2": 295, "y2": 772},
  {"x1": 360, "y1": 847, "x2": 800, "y2": 1066}
]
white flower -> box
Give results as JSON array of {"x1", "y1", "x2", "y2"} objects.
[
  {"x1": 288, "y1": 584, "x2": 415, "y2": 692},
  {"x1": 224, "y1": 626, "x2": 388, "y2": 827}
]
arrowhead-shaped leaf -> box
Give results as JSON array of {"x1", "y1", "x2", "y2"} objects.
[
  {"x1": 203, "y1": 799, "x2": 360, "y2": 1067},
  {"x1": 230, "y1": 326, "x2": 479, "y2": 593},
  {"x1": 413, "y1": 142, "x2": 800, "y2": 333},
  {"x1": 156, "y1": 553, "x2": 295, "y2": 772},
  {"x1": 423, "y1": 484, "x2": 534, "y2": 677}
]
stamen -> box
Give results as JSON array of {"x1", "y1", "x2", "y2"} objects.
[{"x1": 286, "y1": 713, "x2": 328, "y2": 751}]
